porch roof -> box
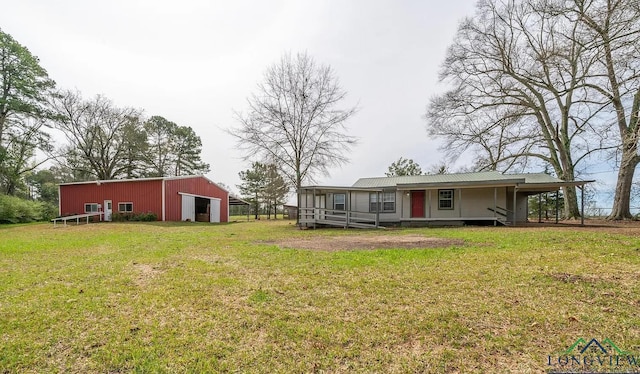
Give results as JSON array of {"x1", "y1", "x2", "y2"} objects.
[
  {"x1": 352, "y1": 171, "x2": 592, "y2": 191},
  {"x1": 299, "y1": 185, "x2": 384, "y2": 193}
]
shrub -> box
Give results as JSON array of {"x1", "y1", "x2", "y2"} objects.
[
  {"x1": 111, "y1": 212, "x2": 130, "y2": 222},
  {"x1": 0, "y1": 195, "x2": 57, "y2": 223},
  {"x1": 111, "y1": 212, "x2": 157, "y2": 222},
  {"x1": 131, "y1": 212, "x2": 158, "y2": 222},
  {"x1": 38, "y1": 202, "x2": 58, "y2": 221}
]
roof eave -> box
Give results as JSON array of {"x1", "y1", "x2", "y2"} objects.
[
  {"x1": 58, "y1": 175, "x2": 230, "y2": 192},
  {"x1": 59, "y1": 176, "x2": 166, "y2": 186},
  {"x1": 517, "y1": 180, "x2": 595, "y2": 191},
  {"x1": 299, "y1": 185, "x2": 385, "y2": 192},
  {"x1": 396, "y1": 178, "x2": 526, "y2": 189}
]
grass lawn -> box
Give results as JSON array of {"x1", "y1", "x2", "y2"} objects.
[{"x1": 1, "y1": 220, "x2": 639, "y2": 373}]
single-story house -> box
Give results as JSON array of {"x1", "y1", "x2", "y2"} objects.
[
  {"x1": 298, "y1": 171, "x2": 592, "y2": 228},
  {"x1": 59, "y1": 175, "x2": 248, "y2": 223}
]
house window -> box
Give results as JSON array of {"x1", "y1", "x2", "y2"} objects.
[
  {"x1": 119, "y1": 202, "x2": 133, "y2": 213},
  {"x1": 84, "y1": 203, "x2": 99, "y2": 213},
  {"x1": 369, "y1": 192, "x2": 395, "y2": 212},
  {"x1": 438, "y1": 189, "x2": 454, "y2": 210},
  {"x1": 334, "y1": 194, "x2": 346, "y2": 210},
  {"x1": 370, "y1": 193, "x2": 378, "y2": 212},
  {"x1": 383, "y1": 192, "x2": 395, "y2": 211}
]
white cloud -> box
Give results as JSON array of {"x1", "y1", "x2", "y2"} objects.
[{"x1": 1, "y1": 0, "x2": 506, "y2": 196}]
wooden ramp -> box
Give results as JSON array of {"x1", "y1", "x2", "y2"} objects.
[{"x1": 52, "y1": 212, "x2": 102, "y2": 227}]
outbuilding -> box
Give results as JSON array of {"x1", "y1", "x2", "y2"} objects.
[{"x1": 58, "y1": 175, "x2": 237, "y2": 223}]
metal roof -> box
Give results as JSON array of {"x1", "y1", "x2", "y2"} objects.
[
  {"x1": 58, "y1": 175, "x2": 231, "y2": 193},
  {"x1": 351, "y1": 171, "x2": 582, "y2": 189},
  {"x1": 58, "y1": 174, "x2": 207, "y2": 186},
  {"x1": 229, "y1": 195, "x2": 250, "y2": 206},
  {"x1": 299, "y1": 185, "x2": 384, "y2": 192}
]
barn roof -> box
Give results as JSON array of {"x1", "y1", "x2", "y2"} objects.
[
  {"x1": 59, "y1": 175, "x2": 202, "y2": 186},
  {"x1": 59, "y1": 175, "x2": 251, "y2": 205}
]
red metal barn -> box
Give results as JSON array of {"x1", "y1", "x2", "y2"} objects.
[{"x1": 58, "y1": 175, "x2": 229, "y2": 222}]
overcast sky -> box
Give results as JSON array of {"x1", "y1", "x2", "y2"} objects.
[{"x1": 1, "y1": 0, "x2": 617, "y2": 205}]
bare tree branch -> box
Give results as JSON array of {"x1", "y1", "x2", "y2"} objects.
[{"x1": 229, "y1": 52, "x2": 357, "y2": 191}]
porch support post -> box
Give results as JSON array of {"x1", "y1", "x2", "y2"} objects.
[
  {"x1": 375, "y1": 191, "x2": 380, "y2": 228},
  {"x1": 580, "y1": 185, "x2": 585, "y2": 226},
  {"x1": 296, "y1": 189, "x2": 301, "y2": 226},
  {"x1": 555, "y1": 190, "x2": 559, "y2": 224},
  {"x1": 545, "y1": 192, "x2": 548, "y2": 220},
  {"x1": 346, "y1": 190, "x2": 351, "y2": 228},
  {"x1": 313, "y1": 188, "x2": 317, "y2": 229},
  {"x1": 494, "y1": 187, "x2": 497, "y2": 226},
  {"x1": 513, "y1": 186, "x2": 517, "y2": 225},
  {"x1": 428, "y1": 190, "x2": 432, "y2": 218},
  {"x1": 458, "y1": 189, "x2": 462, "y2": 218},
  {"x1": 538, "y1": 193, "x2": 542, "y2": 223}
]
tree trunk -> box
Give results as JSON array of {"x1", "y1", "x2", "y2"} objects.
[
  {"x1": 5, "y1": 180, "x2": 16, "y2": 195},
  {"x1": 0, "y1": 113, "x2": 6, "y2": 145},
  {"x1": 254, "y1": 192, "x2": 259, "y2": 219},
  {"x1": 608, "y1": 148, "x2": 639, "y2": 220},
  {"x1": 548, "y1": 160, "x2": 581, "y2": 219},
  {"x1": 563, "y1": 185, "x2": 581, "y2": 219},
  {"x1": 273, "y1": 199, "x2": 277, "y2": 220}
]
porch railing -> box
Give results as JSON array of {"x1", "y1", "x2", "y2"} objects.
[
  {"x1": 487, "y1": 206, "x2": 511, "y2": 225},
  {"x1": 298, "y1": 207, "x2": 379, "y2": 228}
]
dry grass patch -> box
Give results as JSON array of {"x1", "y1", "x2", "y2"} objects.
[
  {"x1": 131, "y1": 263, "x2": 163, "y2": 287},
  {"x1": 264, "y1": 234, "x2": 464, "y2": 251}
]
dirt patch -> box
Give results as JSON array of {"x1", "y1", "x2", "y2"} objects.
[
  {"x1": 549, "y1": 272, "x2": 595, "y2": 284},
  {"x1": 265, "y1": 235, "x2": 464, "y2": 251},
  {"x1": 132, "y1": 263, "x2": 162, "y2": 286}
]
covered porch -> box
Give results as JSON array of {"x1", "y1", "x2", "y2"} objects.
[
  {"x1": 298, "y1": 186, "x2": 385, "y2": 229},
  {"x1": 396, "y1": 188, "x2": 510, "y2": 227},
  {"x1": 397, "y1": 178, "x2": 591, "y2": 226}
]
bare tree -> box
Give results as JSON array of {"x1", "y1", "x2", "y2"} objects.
[
  {"x1": 53, "y1": 90, "x2": 145, "y2": 180},
  {"x1": 426, "y1": 0, "x2": 615, "y2": 218},
  {"x1": 231, "y1": 52, "x2": 357, "y2": 191},
  {"x1": 568, "y1": 0, "x2": 640, "y2": 220}
]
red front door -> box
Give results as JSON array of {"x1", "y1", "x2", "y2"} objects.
[{"x1": 411, "y1": 190, "x2": 425, "y2": 218}]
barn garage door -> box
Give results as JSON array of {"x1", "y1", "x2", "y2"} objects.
[
  {"x1": 210, "y1": 199, "x2": 220, "y2": 223},
  {"x1": 180, "y1": 193, "x2": 221, "y2": 222},
  {"x1": 181, "y1": 194, "x2": 195, "y2": 222}
]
